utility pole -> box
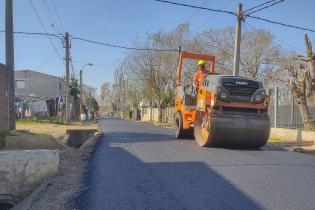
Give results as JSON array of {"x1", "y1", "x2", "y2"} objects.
[
  {"x1": 274, "y1": 85, "x2": 278, "y2": 128},
  {"x1": 290, "y1": 94, "x2": 295, "y2": 125},
  {"x1": 232, "y1": 3, "x2": 243, "y2": 76},
  {"x1": 123, "y1": 78, "x2": 126, "y2": 112},
  {"x1": 149, "y1": 64, "x2": 153, "y2": 121},
  {"x1": 88, "y1": 92, "x2": 91, "y2": 115},
  {"x1": 80, "y1": 69, "x2": 83, "y2": 116},
  {"x1": 6, "y1": 0, "x2": 15, "y2": 130},
  {"x1": 64, "y1": 32, "x2": 71, "y2": 122},
  {"x1": 79, "y1": 63, "x2": 93, "y2": 118}
]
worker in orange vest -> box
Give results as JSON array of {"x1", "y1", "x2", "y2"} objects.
[{"x1": 193, "y1": 59, "x2": 207, "y2": 90}]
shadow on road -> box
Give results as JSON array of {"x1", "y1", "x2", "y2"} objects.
[{"x1": 74, "y1": 135, "x2": 264, "y2": 210}]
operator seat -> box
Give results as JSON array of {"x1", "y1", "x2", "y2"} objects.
[{"x1": 184, "y1": 85, "x2": 196, "y2": 107}]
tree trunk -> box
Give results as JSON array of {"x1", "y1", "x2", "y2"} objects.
[
  {"x1": 296, "y1": 96, "x2": 312, "y2": 128},
  {"x1": 304, "y1": 33, "x2": 315, "y2": 92},
  {"x1": 158, "y1": 104, "x2": 162, "y2": 122}
]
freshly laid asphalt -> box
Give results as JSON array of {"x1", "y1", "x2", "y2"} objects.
[{"x1": 78, "y1": 118, "x2": 315, "y2": 210}]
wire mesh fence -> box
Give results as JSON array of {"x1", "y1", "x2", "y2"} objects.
[{"x1": 268, "y1": 85, "x2": 315, "y2": 130}]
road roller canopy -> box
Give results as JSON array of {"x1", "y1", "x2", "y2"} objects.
[{"x1": 176, "y1": 51, "x2": 216, "y2": 86}]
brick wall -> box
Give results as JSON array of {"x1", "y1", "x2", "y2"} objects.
[{"x1": 0, "y1": 64, "x2": 8, "y2": 131}]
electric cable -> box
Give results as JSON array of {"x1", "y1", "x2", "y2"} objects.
[
  {"x1": 71, "y1": 36, "x2": 179, "y2": 52},
  {"x1": 245, "y1": 0, "x2": 285, "y2": 15},
  {"x1": 29, "y1": 0, "x2": 64, "y2": 60}
]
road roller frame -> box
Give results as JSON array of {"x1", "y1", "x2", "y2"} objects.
[
  {"x1": 173, "y1": 52, "x2": 270, "y2": 148},
  {"x1": 173, "y1": 52, "x2": 216, "y2": 138}
]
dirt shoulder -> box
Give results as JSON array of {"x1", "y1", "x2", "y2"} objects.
[
  {"x1": 12, "y1": 121, "x2": 102, "y2": 210},
  {"x1": 16, "y1": 121, "x2": 99, "y2": 139}
]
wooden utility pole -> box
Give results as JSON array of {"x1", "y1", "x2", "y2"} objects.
[
  {"x1": 5, "y1": 0, "x2": 15, "y2": 130},
  {"x1": 232, "y1": 3, "x2": 243, "y2": 76},
  {"x1": 80, "y1": 69, "x2": 83, "y2": 116},
  {"x1": 274, "y1": 85, "x2": 278, "y2": 128},
  {"x1": 64, "y1": 32, "x2": 71, "y2": 122},
  {"x1": 88, "y1": 92, "x2": 91, "y2": 115}
]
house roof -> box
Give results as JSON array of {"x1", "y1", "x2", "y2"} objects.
[{"x1": 15, "y1": 69, "x2": 63, "y2": 80}]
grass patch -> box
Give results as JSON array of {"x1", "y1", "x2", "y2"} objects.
[
  {"x1": 268, "y1": 136, "x2": 284, "y2": 142},
  {"x1": 151, "y1": 121, "x2": 171, "y2": 127},
  {"x1": 304, "y1": 123, "x2": 315, "y2": 131},
  {"x1": 16, "y1": 118, "x2": 65, "y2": 125}
]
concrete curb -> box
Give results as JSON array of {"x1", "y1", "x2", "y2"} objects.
[
  {"x1": 79, "y1": 132, "x2": 102, "y2": 150},
  {"x1": 267, "y1": 141, "x2": 314, "y2": 148},
  {"x1": 11, "y1": 127, "x2": 103, "y2": 210},
  {"x1": 5, "y1": 134, "x2": 69, "y2": 150},
  {"x1": 0, "y1": 150, "x2": 59, "y2": 207},
  {"x1": 270, "y1": 127, "x2": 315, "y2": 142}
]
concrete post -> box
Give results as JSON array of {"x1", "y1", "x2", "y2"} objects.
[
  {"x1": 80, "y1": 69, "x2": 83, "y2": 115},
  {"x1": 232, "y1": 3, "x2": 242, "y2": 76},
  {"x1": 64, "y1": 32, "x2": 70, "y2": 122},
  {"x1": 290, "y1": 94, "x2": 295, "y2": 125},
  {"x1": 5, "y1": 0, "x2": 15, "y2": 130},
  {"x1": 274, "y1": 86, "x2": 278, "y2": 128}
]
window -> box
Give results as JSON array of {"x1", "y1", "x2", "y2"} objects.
[{"x1": 16, "y1": 80, "x2": 25, "y2": 89}]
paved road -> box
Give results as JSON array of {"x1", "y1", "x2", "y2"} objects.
[{"x1": 79, "y1": 118, "x2": 315, "y2": 210}]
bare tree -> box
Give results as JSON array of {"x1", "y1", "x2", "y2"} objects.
[
  {"x1": 112, "y1": 23, "x2": 315, "y2": 126},
  {"x1": 280, "y1": 33, "x2": 315, "y2": 129},
  {"x1": 295, "y1": 33, "x2": 315, "y2": 94},
  {"x1": 100, "y1": 82, "x2": 112, "y2": 106},
  {"x1": 279, "y1": 51, "x2": 314, "y2": 128}
]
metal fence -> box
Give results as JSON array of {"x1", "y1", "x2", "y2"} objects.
[{"x1": 268, "y1": 86, "x2": 315, "y2": 129}]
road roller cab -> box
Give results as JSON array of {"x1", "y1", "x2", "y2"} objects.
[{"x1": 173, "y1": 52, "x2": 270, "y2": 148}]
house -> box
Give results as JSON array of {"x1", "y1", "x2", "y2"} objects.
[
  {"x1": 0, "y1": 64, "x2": 8, "y2": 131},
  {"x1": 15, "y1": 70, "x2": 66, "y2": 98},
  {"x1": 14, "y1": 70, "x2": 71, "y2": 119}
]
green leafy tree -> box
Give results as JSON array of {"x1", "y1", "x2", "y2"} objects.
[{"x1": 69, "y1": 77, "x2": 80, "y2": 99}]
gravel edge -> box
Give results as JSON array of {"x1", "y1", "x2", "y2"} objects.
[{"x1": 12, "y1": 131, "x2": 102, "y2": 210}]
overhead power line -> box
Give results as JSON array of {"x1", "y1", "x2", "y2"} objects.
[
  {"x1": 246, "y1": 0, "x2": 285, "y2": 15},
  {"x1": 246, "y1": 14, "x2": 315, "y2": 33},
  {"x1": 35, "y1": 46, "x2": 62, "y2": 70},
  {"x1": 185, "y1": 0, "x2": 209, "y2": 23},
  {"x1": 154, "y1": 0, "x2": 315, "y2": 33},
  {"x1": 244, "y1": 21, "x2": 306, "y2": 54},
  {"x1": 49, "y1": 0, "x2": 65, "y2": 32},
  {"x1": 0, "y1": 30, "x2": 178, "y2": 52},
  {"x1": 41, "y1": 0, "x2": 63, "y2": 34},
  {"x1": 0, "y1": 30, "x2": 62, "y2": 40},
  {"x1": 29, "y1": 0, "x2": 64, "y2": 60},
  {"x1": 71, "y1": 36, "x2": 179, "y2": 52},
  {"x1": 14, "y1": 31, "x2": 62, "y2": 39},
  {"x1": 196, "y1": 0, "x2": 234, "y2": 31},
  {"x1": 244, "y1": 0, "x2": 278, "y2": 13},
  {"x1": 154, "y1": 0, "x2": 236, "y2": 16}
]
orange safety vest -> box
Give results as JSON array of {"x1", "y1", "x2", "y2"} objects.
[{"x1": 193, "y1": 69, "x2": 207, "y2": 88}]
